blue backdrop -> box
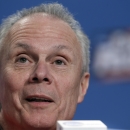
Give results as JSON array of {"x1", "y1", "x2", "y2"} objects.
[{"x1": 0, "y1": 0, "x2": 130, "y2": 129}]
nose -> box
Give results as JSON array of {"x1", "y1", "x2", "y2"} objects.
[{"x1": 29, "y1": 62, "x2": 52, "y2": 84}]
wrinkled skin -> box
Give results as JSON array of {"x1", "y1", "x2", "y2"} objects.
[{"x1": 0, "y1": 14, "x2": 89, "y2": 130}]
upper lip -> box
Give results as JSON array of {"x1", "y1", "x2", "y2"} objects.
[{"x1": 25, "y1": 95, "x2": 54, "y2": 102}]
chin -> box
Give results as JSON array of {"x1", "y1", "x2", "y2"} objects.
[{"x1": 20, "y1": 113, "x2": 57, "y2": 130}]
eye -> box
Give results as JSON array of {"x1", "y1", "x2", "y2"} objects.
[
  {"x1": 54, "y1": 59, "x2": 65, "y2": 65},
  {"x1": 17, "y1": 57, "x2": 28, "y2": 63},
  {"x1": 14, "y1": 54, "x2": 33, "y2": 67},
  {"x1": 15, "y1": 54, "x2": 30, "y2": 64}
]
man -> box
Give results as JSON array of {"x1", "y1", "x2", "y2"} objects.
[{"x1": 0, "y1": 3, "x2": 90, "y2": 130}]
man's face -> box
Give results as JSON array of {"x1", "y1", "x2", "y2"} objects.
[{"x1": 0, "y1": 14, "x2": 89, "y2": 130}]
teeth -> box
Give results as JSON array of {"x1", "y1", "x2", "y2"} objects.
[{"x1": 26, "y1": 97, "x2": 52, "y2": 102}]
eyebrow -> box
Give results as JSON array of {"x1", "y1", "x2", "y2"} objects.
[
  {"x1": 52, "y1": 45, "x2": 72, "y2": 52},
  {"x1": 14, "y1": 43, "x2": 31, "y2": 50}
]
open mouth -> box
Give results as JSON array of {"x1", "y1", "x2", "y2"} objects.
[{"x1": 25, "y1": 97, "x2": 53, "y2": 103}]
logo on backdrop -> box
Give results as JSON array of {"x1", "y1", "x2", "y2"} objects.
[{"x1": 93, "y1": 28, "x2": 130, "y2": 82}]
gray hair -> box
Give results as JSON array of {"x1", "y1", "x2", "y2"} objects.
[{"x1": 0, "y1": 3, "x2": 90, "y2": 73}]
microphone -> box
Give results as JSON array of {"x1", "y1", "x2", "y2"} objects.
[{"x1": 57, "y1": 120, "x2": 107, "y2": 130}]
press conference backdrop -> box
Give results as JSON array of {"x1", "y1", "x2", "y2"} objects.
[{"x1": 0, "y1": 0, "x2": 130, "y2": 129}]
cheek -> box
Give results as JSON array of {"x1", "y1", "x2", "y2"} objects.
[
  {"x1": 0, "y1": 70, "x2": 27, "y2": 117},
  {"x1": 2, "y1": 68, "x2": 29, "y2": 92},
  {"x1": 57, "y1": 73, "x2": 81, "y2": 96},
  {"x1": 55, "y1": 68, "x2": 81, "y2": 101},
  {"x1": 0, "y1": 71, "x2": 19, "y2": 103},
  {"x1": 0, "y1": 68, "x2": 28, "y2": 107},
  {"x1": 56, "y1": 76, "x2": 80, "y2": 119}
]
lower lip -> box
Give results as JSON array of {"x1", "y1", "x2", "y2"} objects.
[{"x1": 26, "y1": 101, "x2": 53, "y2": 108}]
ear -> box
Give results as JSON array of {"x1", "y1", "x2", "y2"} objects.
[{"x1": 78, "y1": 72, "x2": 90, "y2": 103}]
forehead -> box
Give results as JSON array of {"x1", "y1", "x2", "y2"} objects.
[
  {"x1": 3, "y1": 13, "x2": 82, "y2": 62},
  {"x1": 9, "y1": 13, "x2": 79, "y2": 45}
]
